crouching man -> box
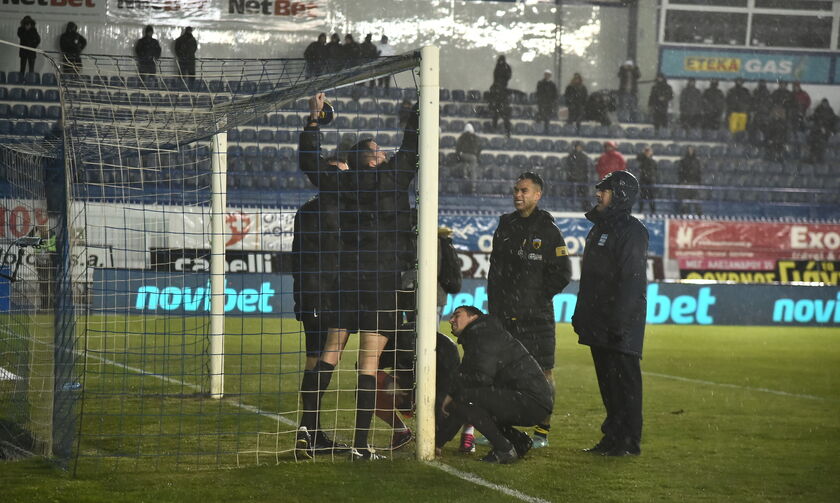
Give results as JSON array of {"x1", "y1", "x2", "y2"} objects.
[{"x1": 435, "y1": 306, "x2": 554, "y2": 464}]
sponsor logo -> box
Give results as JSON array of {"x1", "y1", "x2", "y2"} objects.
[
  {"x1": 116, "y1": 0, "x2": 198, "y2": 10},
  {"x1": 681, "y1": 270, "x2": 778, "y2": 283},
  {"x1": 532, "y1": 238, "x2": 542, "y2": 250},
  {"x1": 773, "y1": 292, "x2": 840, "y2": 324},
  {"x1": 597, "y1": 234, "x2": 608, "y2": 246},
  {"x1": 228, "y1": 0, "x2": 316, "y2": 16},
  {"x1": 134, "y1": 281, "x2": 276, "y2": 313},
  {"x1": 1, "y1": 0, "x2": 96, "y2": 6},
  {"x1": 790, "y1": 225, "x2": 840, "y2": 251},
  {"x1": 675, "y1": 222, "x2": 750, "y2": 250},
  {"x1": 555, "y1": 246, "x2": 568, "y2": 257},
  {"x1": 0, "y1": 205, "x2": 48, "y2": 239},
  {"x1": 225, "y1": 211, "x2": 253, "y2": 248},
  {"x1": 684, "y1": 57, "x2": 740, "y2": 73},
  {"x1": 151, "y1": 248, "x2": 277, "y2": 273},
  {"x1": 776, "y1": 260, "x2": 840, "y2": 285},
  {"x1": 683, "y1": 56, "x2": 793, "y2": 76}
]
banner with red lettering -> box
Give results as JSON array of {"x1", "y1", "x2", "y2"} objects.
[
  {"x1": 0, "y1": 0, "x2": 105, "y2": 18},
  {"x1": 103, "y1": 0, "x2": 326, "y2": 27},
  {"x1": 669, "y1": 219, "x2": 840, "y2": 271}
]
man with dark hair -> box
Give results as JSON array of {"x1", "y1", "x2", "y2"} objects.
[
  {"x1": 17, "y1": 16, "x2": 40, "y2": 75},
  {"x1": 564, "y1": 141, "x2": 592, "y2": 211},
  {"x1": 484, "y1": 171, "x2": 572, "y2": 449},
  {"x1": 174, "y1": 27, "x2": 198, "y2": 84},
  {"x1": 648, "y1": 73, "x2": 673, "y2": 131},
  {"x1": 573, "y1": 170, "x2": 649, "y2": 457},
  {"x1": 702, "y1": 80, "x2": 725, "y2": 130},
  {"x1": 679, "y1": 78, "x2": 702, "y2": 129},
  {"x1": 296, "y1": 92, "x2": 419, "y2": 461},
  {"x1": 535, "y1": 70, "x2": 559, "y2": 133},
  {"x1": 59, "y1": 22, "x2": 86, "y2": 74},
  {"x1": 436, "y1": 306, "x2": 554, "y2": 464},
  {"x1": 134, "y1": 25, "x2": 162, "y2": 77}
]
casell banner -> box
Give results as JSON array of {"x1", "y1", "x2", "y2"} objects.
[{"x1": 669, "y1": 219, "x2": 840, "y2": 271}]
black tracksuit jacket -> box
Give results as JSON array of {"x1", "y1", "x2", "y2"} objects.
[
  {"x1": 487, "y1": 208, "x2": 572, "y2": 321},
  {"x1": 572, "y1": 202, "x2": 649, "y2": 357}
]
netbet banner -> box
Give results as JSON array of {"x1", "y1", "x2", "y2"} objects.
[{"x1": 442, "y1": 279, "x2": 840, "y2": 327}]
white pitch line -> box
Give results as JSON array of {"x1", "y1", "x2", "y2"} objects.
[
  {"x1": 644, "y1": 371, "x2": 836, "y2": 402},
  {"x1": 84, "y1": 351, "x2": 547, "y2": 502},
  {"x1": 426, "y1": 461, "x2": 552, "y2": 503}
]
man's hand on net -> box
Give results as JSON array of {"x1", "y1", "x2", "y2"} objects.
[{"x1": 308, "y1": 92, "x2": 325, "y2": 121}]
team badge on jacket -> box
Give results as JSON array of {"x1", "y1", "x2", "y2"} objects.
[
  {"x1": 532, "y1": 238, "x2": 542, "y2": 250},
  {"x1": 598, "y1": 234, "x2": 608, "y2": 246}
]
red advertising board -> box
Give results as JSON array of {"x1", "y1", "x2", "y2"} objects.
[{"x1": 669, "y1": 220, "x2": 840, "y2": 271}]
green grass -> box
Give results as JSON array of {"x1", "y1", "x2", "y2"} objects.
[{"x1": 2, "y1": 321, "x2": 839, "y2": 502}]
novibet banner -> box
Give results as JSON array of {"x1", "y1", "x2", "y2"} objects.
[{"x1": 94, "y1": 269, "x2": 840, "y2": 326}]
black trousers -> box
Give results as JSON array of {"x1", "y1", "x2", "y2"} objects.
[
  {"x1": 590, "y1": 346, "x2": 642, "y2": 451},
  {"x1": 436, "y1": 386, "x2": 549, "y2": 451}
]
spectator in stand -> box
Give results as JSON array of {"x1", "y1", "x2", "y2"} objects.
[
  {"x1": 303, "y1": 33, "x2": 328, "y2": 78},
  {"x1": 564, "y1": 141, "x2": 593, "y2": 211},
  {"x1": 749, "y1": 79, "x2": 772, "y2": 145},
  {"x1": 134, "y1": 25, "x2": 162, "y2": 78},
  {"x1": 791, "y1": 81, "x2": 811, "y2": 131},
  {"x1": 806, "y1": 99, "x2": 836, "y2": 163},
  {"x1": 174, "y1": 27, "x2": 198, "y2": 84},
  {"x1": 635, "y1": 146, "x2": 657, "y2": 213},
  {"x1": 595, "y1": 141, "x2": 626, "y2": 180},
  {"x1": 680, "y1": 78, "x2": 703, "y2": 130},
  {"x1": 647, "y1": 73, "x2": 673, "y2": 131},
  {"x1": 586, "y1": 90, "x2": 614, "y2": 126},
  {"x1": 455, "y1": 123, "x2": 481, "y2": 193},
  {"x1": 59, "y1": 22, "x2": 86, "y2": 75},
  {"x1": 325, "y1": 33, "x2": 342, "y2": 72},
  {"x1": 361, "y1": 34, "x2": 379, "y2": 62},
  {"x1": 17, "y1": 16, "x2": 40, "y2": 75},
  {"x1": 488, "y1": 82, "x2": 512, "y2": 138},
  {"x1": 342, "y1": 34, "x2": 361, "y2": 69},
  {"x1": 701, "y1": 80, "x2": 725, "y2": 130},
  {"x1": 770, "y1": 80, "x2": 794, "y2": 124},
  {"x1": 726, "y1": 78, "x2": 751, "y2": 136},
  {"x1": 764, "y1": 104, "x2": 788, "y2": 162},
  {"x1": 493, "y1": 55, "x2": 512, "y2": 90},
  {"x1": 532, "y1": 70, "x2": 558, "y2": 133},
  {"x1": 563, "y1": 72, "x2": 587, "y2": 131},
  {"x1": 617, "y1": 60, "x2": 640, "y2": 122},
  {"x1": 677, "y1": 146, "x2": 702, "y2": 215},
  {"x1": 377, "y1": 35, "x2": 395, "y2": 88}
]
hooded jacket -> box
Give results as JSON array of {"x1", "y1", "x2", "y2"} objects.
[
  {"x1": 487, "y1": 208, "x2": 571, "y2": 322},
  {"x1": 450, "y1": 315, "x2": 553, "y2": 413},
  {"x1": 572, "y1": 195, "x2": 649, "y2": 357},
  {"x1": 595, "y1": 148, "x2": 626, "y2": 180}
]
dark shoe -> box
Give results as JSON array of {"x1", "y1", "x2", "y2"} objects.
[
  {"x1": 603, "y1": 445, "x2": 641, "y2": 457},
  {"x1": 349, "y1": 446, "x2": 387, "y2": 461},
  {"x1": 391, "y1": 428, "x2": 413, "y2": 450},
  {"x1": 479, "y1": 446, "x2": 518, "y2": 464},
  {"x1": 582, "y1": 438, "x2": 613, "y2": 454},
  {"x1": 313, "y1": 431, "x2": 350, "y2": 454},
  {"x1": 294, "y1": 427, "x2": 313, "y2": 460},
  {"x1": 501, "y1": 426, "x2": 533, "y2": 458}
]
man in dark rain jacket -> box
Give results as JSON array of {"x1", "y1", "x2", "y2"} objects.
[
  {"x1": 487, "y1": 171, "x2": 571, "y2": 448},
  {"x1": 436, "y1": 306, "x2": 553, "y2": 464},
  {"x1": 572, "y1": 169, "x2": 649, "y2": 457}
]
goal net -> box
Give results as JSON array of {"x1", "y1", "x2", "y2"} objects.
[{"x1": 0, "y1": 46, "x2": 439, "y2": 470}]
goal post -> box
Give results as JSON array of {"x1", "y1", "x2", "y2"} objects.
[
  {"x1": 209, "y1": 131, "x2": 227, "y2": 399},
  {"x1": 415, "y1": 45, "x2": 440, "y2": 462}
]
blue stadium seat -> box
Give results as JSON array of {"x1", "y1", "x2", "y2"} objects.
[
  {"x1": 496, "y1": 153, "x2": 511, "y2": 166},
  {"x1": 0, "y1": 119, "x2": 11, "y2": 135},
  {"x1": 538, "y1": 139, "x2": 553, "y2": 151},
  {"x1": 8, "y1": 87, "x2": 25, "y2": 101},
  {"x1": 43, "y1": 89, "x2": 59, "y2": 102},
  {"x1": 269, "y1": 114, "x2": 285, "y2": 127},
  {"x1": 244, "y1": 146, "x2": 260, "y2": 159},
  {"x1": 11, "y1": 104, "x2": 27, "y2": 118},
  {"x1": 0, "y1": 71, "x2": 5, "y2": 84},
  {"x1": 261, "y1": 146, "x2": 278, "y2": 159},
  {"x1": 275, "y1": 130, "x2": 291, "y2": 143},
  {"x1": 451, "y1": 89, "x2": 466, "y2": 102},
  {"x1": 239, "y1": 128, "x2": 257, "y2": 143},
  {"x1": 13, "y1": 122, "x2": 32, "y2": 135},
  {"x1": 213, "y1": 95, "x2": 230, "y2": 105},
  {"x1": 228, "y1": 129, "x2": 240, "y2": 142},
  {"x1": 0, "y1": 88, "x2": 6, "y2": 100},
  {"x1": 228, "y1": 145, "x2": 243, "y2": 158},
  {"x1": 554, "y1": 139, "x2": 569, "y2": 152},
  {"x1": 25, "y1": 88, "x2": 43, "y2": 101},
  {"x1": 351, "y1": 117, "x2": 368, "y2": 129},
  {"x1": 335, "y1": 116, "x2": 351, "y2": 129},
  {"x1": 28, "y1": 105, "x2": 45, "y2": 119},
  {"x1": 440, "y1": 88, "x2": 451, "y2": 101},
  {"x1": 257, "y1": 129, "x2": 274, "y2": 143},
  {"x1": 440, "y1": 135, "x2": 456, "y2": 149}
]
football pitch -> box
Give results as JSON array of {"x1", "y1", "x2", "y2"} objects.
[{"x1": 2, "y1": 321, "x2": 839, "y2": 502}]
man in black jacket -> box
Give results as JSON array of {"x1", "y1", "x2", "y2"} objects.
[
  {"x1": 174, "y1": 27, "x2": 198, "y2": 84},
  {"x1": 486, "y1": 172, "x2": 571, "y2": 448},
  {"x1": 135, "y1": 25, "x2": 162, "y2": 77},
  {"x1": 296, "y1": 92, "x2": 419, "y2": 461},
  {"x1": 572, "y1": 170, "x2": 649, "y2": 457},
  {"x1": 436, "y1": 306, "x2": 553, "y2": 464}
]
